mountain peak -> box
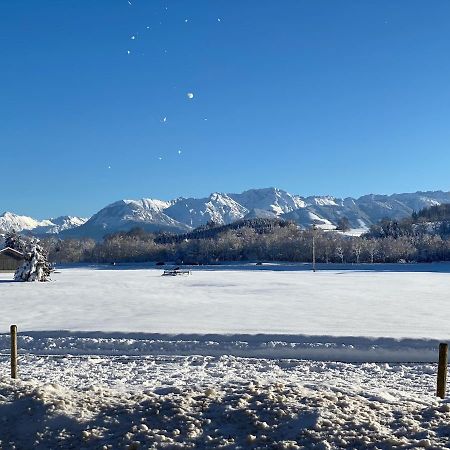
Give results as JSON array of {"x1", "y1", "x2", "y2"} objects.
[{"x1": 3, "y1": 188, "x2": 450, "y2": 239}]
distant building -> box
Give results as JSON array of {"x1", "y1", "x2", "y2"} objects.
[{"x1": 0, "y1": 247, "x2": 24, "y2": 272}]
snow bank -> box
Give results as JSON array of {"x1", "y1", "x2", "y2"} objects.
[
  {"x1": 0, "y1": 332, "x2": 444, "y2": 363},
  {"x1": 0, "y1": 355, "x2": 448, "y2": 449}
]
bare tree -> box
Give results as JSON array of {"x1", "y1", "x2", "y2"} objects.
[
  {"x1": 364, "y1": 239, "x2": 377, "y2": 264},
  {"x1": 352, "y1": 240, "x2": 362, "y2": 264},
  {"x1": 336, "y1": 246, "x2": 344, "y2": 263}
]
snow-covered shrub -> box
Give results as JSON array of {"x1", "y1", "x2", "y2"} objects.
[{"x1": 14, "y1": 239, "x2": 52, "y2": 282}]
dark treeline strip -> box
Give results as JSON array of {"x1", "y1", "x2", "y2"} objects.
[
  {"x1": 155, "y1": 218, "x2": 291, "y2": 244},
  {"x1": 42, "y1": 222, "x2": 450, "y2": 265},
  {"x1": 366, "y1": 204, "x2": 450, "y2": 239}
]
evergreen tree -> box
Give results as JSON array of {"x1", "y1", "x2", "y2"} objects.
[
  {"x1": 14, "y1": 238, "x2": 53, "y2": 282},
  {"x1": 336, "y1": 217, "x2": 351, "y2": 232},
  {"x1": 4, "y1": 230, "x2": 26, "y2": 252}
]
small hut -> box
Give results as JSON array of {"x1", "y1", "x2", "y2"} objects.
[{"x1": 0, "y1": 247, "x2": 25, "y2": 272}]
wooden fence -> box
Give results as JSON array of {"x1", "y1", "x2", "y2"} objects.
[{"x1": 5, "y1": 325, "x2": 449, "y2": 398}]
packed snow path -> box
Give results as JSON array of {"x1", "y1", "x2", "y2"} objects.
[{"x1": 0, "y1": 355, "x2": 448, "y2": 449}]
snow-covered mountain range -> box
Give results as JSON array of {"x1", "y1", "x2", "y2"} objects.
[
  {"x1": 2, "y1": 188, "x2": 450, "y2": 239},
  {"x1": 0, "y1": 213, "x2": 88, "y2": 235}
]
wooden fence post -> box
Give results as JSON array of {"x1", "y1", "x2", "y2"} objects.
[
  {"x1": 10, "y1": 325, "x2": 17, "y2": 379},
  {"x1": 437, "y1": 343, "x2": 448, "y2": 399}
]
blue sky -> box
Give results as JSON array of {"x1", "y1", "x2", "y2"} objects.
[{"x1": 1, "y1": 1, "x2": 450, "y2": 218}]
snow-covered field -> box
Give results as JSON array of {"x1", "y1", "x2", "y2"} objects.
[
  {"x1": 1, "y1": 265, "x2": 449, "y2": 448},
  {"x1": 2, "y1": 265, "x2": 450, "y2": 337},
  {"x1": 1, "y1": 265, "x2": 450, "y2": 361}
]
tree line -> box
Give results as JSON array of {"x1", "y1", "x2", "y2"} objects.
[
  {"x1": 365, "y1": 207, "x2": 450, "y2": 240},
  {"x1": 40, "y1": 205, "x2": 450, "y2": 265}
]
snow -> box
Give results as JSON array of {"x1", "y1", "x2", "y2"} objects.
[
  {"x1": 1, "y1": 266, "x2": 450, "y2": 447},
  {"x1": 339, "y1": 228, "x2": 369, "y2": 237},
  {"x1": 229, "y1": 188, "x2": 306, "y2": 216},
  {"x1": 307, "y1": 196, "x2": 340, "y2": 207},
  {"x1": 0, "y1": 247, "x2": 23, "y2": 258},
  {"x1": 83, "y1": 198, "x2": 188, "y2": 235},
  {"x1": 34, "y1": 216, "x2": 89, "y2": 234},
  {"x1": 166, "y1": 193, "x2": 248, "y2": 228},
  {"x1": 0, "y1": 212, "x2": 51, "y2": 233},
  {"x1": 0, "y1": 212, "x2": 87, "y2": 235},
  {"x1": 140, "y1": 198, "x2": 172, "y2": 210},
  {"x1": 5, "y1": 189, "x2": 450, "y2": 239},
  {"x1": 306, "y1": 211, "x2": 335, "y2": 230},
  {"x1": 1, "y1": 266, "x2": 450, "y2": 361},
  {"x1": 0, "y1": 355, "x2": 448, "y2": 448}
]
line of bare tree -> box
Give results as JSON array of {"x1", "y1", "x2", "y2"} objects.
[{"x1": 40, "y1": 223, "x2": 450, "y2": 265}]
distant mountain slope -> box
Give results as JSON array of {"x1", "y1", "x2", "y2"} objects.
[
  {"x1": 282, "y1": 208, "x2": 335, "y2": 230},
  {"x1": 33, "y1": 216, "x2": 88, "y2": 235},
  {"x1": 0, "y1": 212, "x2": 51, "y2": 233},
  {"x1": 165, "y1": 193, "x2": 248, "y2": 228},
  {"x1": 229, "y1": 188, "x2": 305, "y2": 215},
  {"x1": 0, "y1": 212, "x2": 87, "y2": 235},
  {"x1": 60, "y1": 199, "x2": 190, "y2": 240},
  {"x1": 3, "y1": 189, "x2": 450, "y2": 239}
]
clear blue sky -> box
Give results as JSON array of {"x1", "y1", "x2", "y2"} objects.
[{"x1": 1, "y1": 1, "x2": 450, "y2": 218}]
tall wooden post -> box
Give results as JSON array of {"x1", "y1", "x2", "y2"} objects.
[
  {"x1": 312, "y1": 224, "x2": 317, "y2": 272},
  {"x1": 10, "y1": 325, "x2": 18, "y2": 379},
  {"x1": 437, "y1": 343, "x2": 448, "y2": 399}
]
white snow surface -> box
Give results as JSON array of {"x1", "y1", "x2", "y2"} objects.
[
  {"x1": 1, "y1": 266, "x2": 450, "y2": 448},
  {"x1": 1, "y1": 266, "x2": 450, "y2": 362},
  {"x1": 0, "y1": 355, "x2": 448, "y2": 448},
  {"x1": 306, "y1": 196, "x2": 341, "y2": 207}
]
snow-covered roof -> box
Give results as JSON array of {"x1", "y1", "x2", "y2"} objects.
[{"x1": 0, "y1": 247, "x2": 24, "y2": 259}]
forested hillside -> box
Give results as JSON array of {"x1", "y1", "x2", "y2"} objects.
[{"x1": 366, "y1": 204, "x2": 450, "y2": 239}]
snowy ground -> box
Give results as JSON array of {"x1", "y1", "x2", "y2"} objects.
[
  {"x1": 1, "y1": 265, "x2": 449, "y2": 448},
  {"x1": 2, "y1": 265, "x2": 450, "y2": 339},
  {"x1": 1, "y1": 265, "x2": 450, "y2": 361},
  {"x1": 0, "y1": 355, "x2": 449, "y2": 449}
]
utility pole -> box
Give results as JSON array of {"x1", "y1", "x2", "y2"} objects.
[{"x1": 312, "y1": 224, "x2": 317, "y2": 272}]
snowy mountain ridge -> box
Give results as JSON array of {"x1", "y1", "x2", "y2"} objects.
[
  {"x1": 2, "y1": 188, "x2": 450, "y2": 239},
  {"x1": 0, "y1": 212, "x2": 88, "y2": 235},
  {"x1": 164, "y1": 193, "x2": 248, "y2": 228},
  {"x1": 229, "y1": 187, "x2": 306, "y2": 215}
]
